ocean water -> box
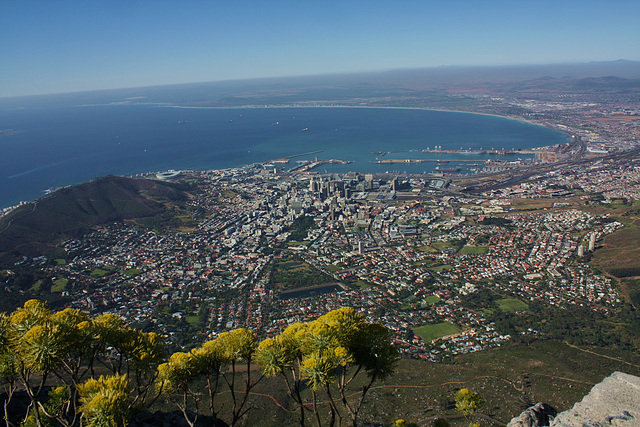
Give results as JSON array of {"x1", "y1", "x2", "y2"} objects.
[{"x1": 0, "y1": 104, "x2": 569, "y2": 209}]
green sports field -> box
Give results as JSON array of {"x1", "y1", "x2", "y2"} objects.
[
  {"x1": 496, "y1": 298, "x2": 529, "y2": 312},
  {"x1": 413, "y1": 322, "x2": 461, "y2": 342}
]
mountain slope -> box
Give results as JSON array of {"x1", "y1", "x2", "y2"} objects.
[{"x1": 0, "y1": 175, "x2": 191, "y2": 266}]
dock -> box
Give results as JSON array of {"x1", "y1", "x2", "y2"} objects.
[
  {"x1": 271, "y1": 150, "x2": 323, "y2": 164},
  {"x1": 372, "y1": 158, "x2": 482, "y2": 164}
]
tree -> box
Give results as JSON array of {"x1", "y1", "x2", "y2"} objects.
[
  {"x1": 8, "y1": 299, "x2": 65, "y2": 426},
  {"x1": 1, "y1": 301, "x2": 397, "y2": 426},
  {"x1": 157, "y1": 328, "x2": 261, "y2": 427},
  {"x1": 156, "y1": 351, "x2": 202, "y2": 427},
  {"x1": 0, "y1": 300, "x2": 165, "y2": 426},
  {"x1": 255, "y1": 323, "x2": 308, "y2": 426},
  {"x1": 77, "y1": 375, "x2": 130, "y2": 427},
  {"x1": 216, "y1": 328, "x2": 261, "y2": 426},
  {"x1": 0, "y1": 313, "x2": 18, "y2": 426},
  {"x1": 256, "y1": 307, "x2": 399, "y2": 427},
  {"x1": 454, "y1": 388, "x2": 484, "y2": 417}
]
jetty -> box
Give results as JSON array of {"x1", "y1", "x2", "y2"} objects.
[
  {"x1": 291, "y1": 159, "x2": 353, "y2": 173},
  {"x1": 271, "y1": 150, "x2": 323, "y2": 164},
  {"x1": 372, "y1": 158, "x2": 481, "y2": 164}
]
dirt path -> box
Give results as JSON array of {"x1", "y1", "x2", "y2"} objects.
[{"x1": 564, "y1": 341, "x2": 640, "y2": 369}]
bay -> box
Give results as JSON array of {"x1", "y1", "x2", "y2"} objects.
[{"x1": 0, "y1": 104, "x2": 569, "y2": 209}]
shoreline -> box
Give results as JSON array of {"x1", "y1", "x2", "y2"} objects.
[
  {"x1": 0, "y1": 105, "x2": 568, "y2": 210},
  {"x1": 63, "y1": 101, "x2": 571, "y2": 145},
  {"x1": 162, "y1": 103, "x2": 568, "y2": 137}
]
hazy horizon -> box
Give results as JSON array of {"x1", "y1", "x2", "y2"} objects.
[
  {"x1": 2, "y1": 0, "x2": 639, "y2": 98},
  {"x1": 2, "y1": 59, "x2": 640, "y2": 103}
]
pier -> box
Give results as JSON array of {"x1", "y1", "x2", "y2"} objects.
[
  {"x1": 420, "y1": 148, "x2": 535, "y2": 155},
  {"x1": 372, "y1": 158, "x2": 482, "y2": 164},
  {"x1": 291, "y1": 159, "x2": 353, "y2": 173},
  {"x1": 271, "y1": 150, "x2": 323, "y2": 164}
]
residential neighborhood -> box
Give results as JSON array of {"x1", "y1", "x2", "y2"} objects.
[{"x1": 10, "y1": 155, "x2": 632, "y2": 361}]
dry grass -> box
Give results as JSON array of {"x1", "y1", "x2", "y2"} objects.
[
  {"x1": 594, "y1": 116, "x2": 640, "y2": 124},
  {"x1": 220, "y1": 340, "x2": 640, "y2": 427},
  {"x1": 583, "y1": 204, "x2": 640, "y2": 277},
  {"x1": 591, "y1": 223, "x2": 640, "y2": 276}
]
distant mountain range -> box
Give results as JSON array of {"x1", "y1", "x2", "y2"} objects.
[
  {"x1": 2, "y1": 60, "x2": 639, "y2": 109},
  {"x1": 483, "y1": 74, "x2": 640, "y2": 94}
]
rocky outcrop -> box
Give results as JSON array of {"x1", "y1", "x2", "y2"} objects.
[
  {"x1": 551, "y1": 371, "x2": 639, "y2": 427},
  {"x1": 507, "y1": 403, "x2": 557, "y2": 427},
  {"x1": 507, "y1": 372, "x2": 640, "y2": 427}
]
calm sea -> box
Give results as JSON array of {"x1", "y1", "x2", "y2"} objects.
[{"x1": 0, "y1": 105, "x2": 569, "y2": 208}]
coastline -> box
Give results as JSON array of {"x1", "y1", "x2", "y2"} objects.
[
  {"x1": 0, "y1": 105, "x2": 568, "y2": 210},
  {"x1": 50, "y1": 101, "x2": 571, "y2": 145},
  {"x1": 163, "y1": 103, "x2": 572, "y2": 143}
]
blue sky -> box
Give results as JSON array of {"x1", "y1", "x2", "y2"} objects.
[{"x1": 1, "y1": 0, "x2": 639, "y2": 97}]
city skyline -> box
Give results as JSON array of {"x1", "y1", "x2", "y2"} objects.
[{"x1": 2, "y1": 0, "x2": 640, "y2": 97}]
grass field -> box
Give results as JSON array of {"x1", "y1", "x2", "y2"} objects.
[
  {"x1": 496, "y1": 298, "x2": 529, "y2": 312},
  {"x1": 595, "y1": 115, "x2": 640, "y2": 123},
  {"x1": 286, "y1": 240, "x2": 310, "y2": 247},
  {"x1": 55, "y1": 259, "x2": 66, "y2": 265},
  {"x1": 123, "y1": 268, "x2": 143, "y2": 276},
  {"x1": 413, "y1": 322, "x2": 461, "y2": 343},
  {"x1": 221, "y1": 189, "x2": 246, "y2": 199},
  {"x1": 460, "y1": 245, "x2": 489, "y2": 255},
  {"x1": 90, "y1": 266, "x2": 116, "y2": 277},
  {"x1": 185, "y1": 315, "x2": 200, "y2": 326},
  {"x1": 509, "y1": 198, "x2": 555, "y2": 210},
  {"x1": 90, "y1": 269, "x2": 109, "y2": 277},
  {"x1": 417, "y1": 241, "x2": 458, "y2": 253},
  {"x1": 354, "y1": 280, "x2": 371, "y2": 289},
  {"x1": 423, "y1": 295, "x2": 442, "y2": 305},
  {"x1": 51, "y1": 278, "x2": 68, "y2": 292},
  {"x1": 280, "y1": 260, "x2": 309, "y2": 270},
  {"x1": 508, "y1": 197, "x2": 583, "y2": 211},
  {"x1": 271, "y1": 257, "x2": 332, "y2": 291}
]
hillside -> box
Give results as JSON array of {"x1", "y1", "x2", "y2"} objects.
[
  {"x1": 146, "y1": 340, "x2": 640, "y2": 426},
  {"x1": 0, "y1": 175, "x2": 193, "y2": 266}
]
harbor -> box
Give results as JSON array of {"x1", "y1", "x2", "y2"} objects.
[
  {"x1": 290, "y1": 158, "x2": 353, "y2": 173},
  {"x1": 372, "y1": 158, "x2": 482, "y2": 164},
  {"x1": 270, "y1": 150, "x2": 324, "y2": 164}
]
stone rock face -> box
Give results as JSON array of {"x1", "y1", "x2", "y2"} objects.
[
  {"x1": 507, "y1": 402, "x2": 557, "y2": 427},
  {"x1": 507, "y1": 372, "x2": 640, "y2": 427},
  {"x1": 551, "y1": 371, "x2": 639, "y2": 427}
]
